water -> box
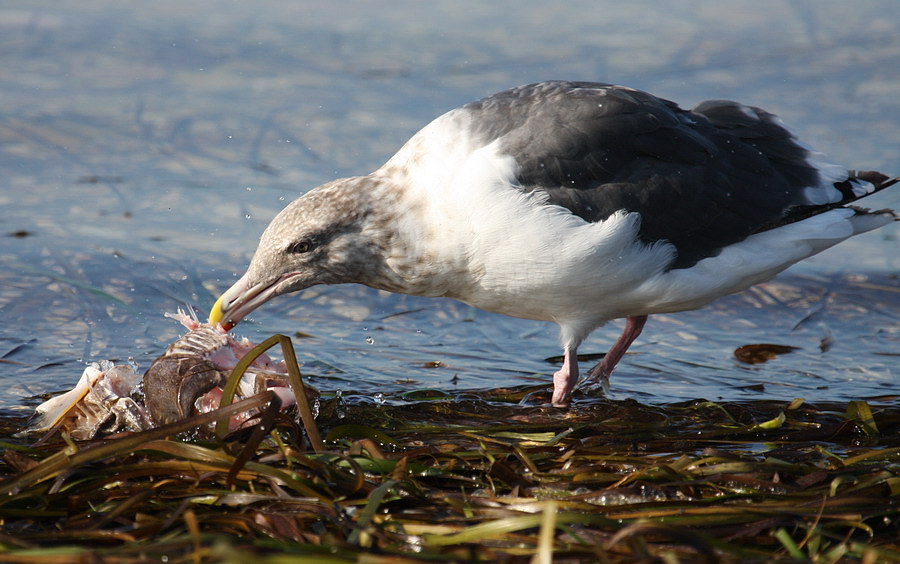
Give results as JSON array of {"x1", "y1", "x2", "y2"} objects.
[{"x1": 2, "y1": 1, "x2": 898, "y2": 415}]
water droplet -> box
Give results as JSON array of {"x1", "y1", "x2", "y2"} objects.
[
  {"x1": 279, "y1": 196, "x2": 285, "y2": 201},
  {"x1": 373, "y1": 392, "x2": 384, "y2": 405},
  {"x1": 245, "y1": 213, "x2": 252, "y2": 219},
  {"x1": 365, "y1": 336, "x2": 375, "y2": 345},
  {"x1": 246, "y1": 186, "x2": 253, "y2": 191},
  {"x1": 334, "y1": 390, "x2": 346, "y2": 418}
]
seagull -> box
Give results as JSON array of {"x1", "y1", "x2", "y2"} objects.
[{"x1": 209, "y1": 81, "x2": 897, "y2": 406}]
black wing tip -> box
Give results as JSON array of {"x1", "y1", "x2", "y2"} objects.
[
  {"x1": 847, "y1": 170, "x2": 899, "y2": 191},
  {"x1": 830, "y1": 170, "x2": 898, "y2": 204},
  {"x1": 759, "y1": 188, "x2": 897, "y2": 234}
]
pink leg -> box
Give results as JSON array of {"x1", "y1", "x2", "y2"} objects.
[
  {"x1": 586, "y1": 315, "x2": 648, "y2": 382},
  {"x1": 551, "y1": 347, "x2": 579, "y2": 407}
]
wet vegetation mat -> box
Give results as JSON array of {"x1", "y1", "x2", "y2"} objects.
[{"x1": 1, "y1": 366, "x2": 899, "y2": 563}]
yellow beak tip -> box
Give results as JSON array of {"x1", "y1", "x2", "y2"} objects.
[{"x1": 208, "y1": 295, "x2": 225, "y2": 325}]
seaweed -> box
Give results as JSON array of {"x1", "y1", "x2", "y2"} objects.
[{"x1": 0, "y1": 336, "x2": 898, "y2": 562}]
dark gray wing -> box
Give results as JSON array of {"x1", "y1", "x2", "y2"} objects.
[{"x1": 461, "y1": 81, "x2": 855, "y2": 269}]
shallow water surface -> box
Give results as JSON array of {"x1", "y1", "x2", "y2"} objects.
[{"x1": 1, "y1": 1, "x2": 898, "y2": 415}]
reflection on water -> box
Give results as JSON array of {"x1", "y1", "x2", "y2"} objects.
[{"x1": 1, "y1": 1, "x2": 898, "y2": 413}]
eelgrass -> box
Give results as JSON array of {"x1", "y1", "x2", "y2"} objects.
[{"x1": 1, "y1": 335, "x2": 898, "y2": 562}]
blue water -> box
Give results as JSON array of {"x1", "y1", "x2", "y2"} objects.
[{"x1": 1, "y1": 1, "x2": 898, "y2": 414}]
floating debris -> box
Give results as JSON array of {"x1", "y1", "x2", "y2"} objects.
[{"x1": 734, "y1": 343, "x2": 800, "y2": 364}]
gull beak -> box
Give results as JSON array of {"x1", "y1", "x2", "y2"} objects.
[
  {"x1": 209, "y1": 272, "x2": 298, "y2": 330},
  {"x1": 209, "y1": 272, "x2": 253, "y2": 331}
]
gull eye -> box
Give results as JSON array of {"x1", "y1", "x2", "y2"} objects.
[{"x1": 288, "y1": 240, "x2": 312, "y2": 254}]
